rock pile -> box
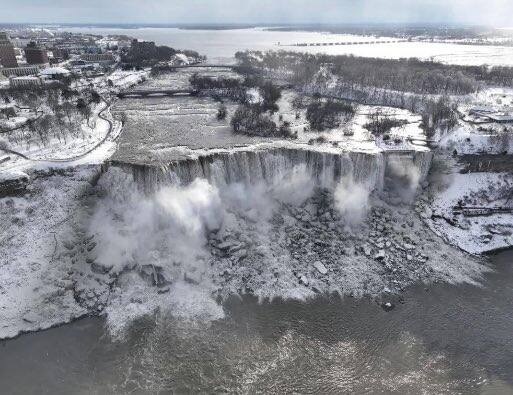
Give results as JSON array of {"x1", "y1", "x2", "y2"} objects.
[{"x1": 202, "y1": 188, "x2": 473, "y2": 299}]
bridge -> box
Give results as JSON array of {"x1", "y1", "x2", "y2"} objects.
[
  {"x1": 151, "y1": 63, "x2": 237, "y2": 73},
  {"x1": 117, "y1": 89, "x2": 199, "y2": 99},
  {"x1": 286, "y1": 40, "x2": 408, "y2": 47},
  {"x1": 168, "y1": 64, "x2": 236, "y2": 69}
]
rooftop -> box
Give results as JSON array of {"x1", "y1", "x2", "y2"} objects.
[{"x1": 40, "y1": 66, "x2": 70, "y2": 76}]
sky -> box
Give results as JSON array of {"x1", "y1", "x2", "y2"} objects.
[{"x1": 0, "y1": 0, "x2": 512, "y2": 26}]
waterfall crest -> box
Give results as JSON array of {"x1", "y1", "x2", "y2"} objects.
[{"x1": 110, "y1": 147, "x2": 433, "y2": 195}]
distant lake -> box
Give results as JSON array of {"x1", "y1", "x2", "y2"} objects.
[{"x1": 65, "y1": 26, "x2": 513, "y2": 66}]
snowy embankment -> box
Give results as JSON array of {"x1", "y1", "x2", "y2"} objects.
[
  {"x1": 0, "y1": 116, "x2": 30, "y2": 131},
  {"x1": 439, "y1": 125, "x2": 513, "y2": 155},
  {"x1": 0, "y1": 166, "x2": 104, "y2": 339},
  {"x1": 426, "y1": 171, "x2": 513, "y2": 254},
  {"x1": 0, "y1": 99, "x2": 122, "y2": 174},
  {"x1": 0, "y1": 71, "x2": 148, "y2": 339}
]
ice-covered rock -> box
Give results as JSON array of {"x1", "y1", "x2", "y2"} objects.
[{"x1": 313, "y1": 261, "x2": 328, "y2": 275}]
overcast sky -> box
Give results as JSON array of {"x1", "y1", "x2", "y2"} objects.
[{"x1": 1, "y1": 0, "x2": 512, "y2": 26}]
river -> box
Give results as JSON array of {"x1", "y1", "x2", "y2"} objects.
[
  {"x1": 63, "y1": 26, "x2": 513, "y2": 66},
  {"x1": 0, "y1": 250, "x2": 512, "y2": 394}
]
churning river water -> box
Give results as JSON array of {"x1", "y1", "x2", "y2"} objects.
[{"x1": 0, "y1": 250, "x2": 512, "y2": 394}]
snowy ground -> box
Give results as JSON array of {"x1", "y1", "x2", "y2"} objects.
[
  {"x1": 0, "y1": 116, "x2": 30, "y2": 130},
  {"x1": 0, "y1": 69, "x2": 149, "y2": 174},
  {"x1": 425, "y1": 166, "x2": 513, "y2": 254},
  {"x1": 439, "y1": 124, "x2": 513, "y2": 155},
  {"x1": 274, "y1": 91, "x2": 427, "y2": 152},
  {"x1": 435, "y1": 87, "x2": 513, "y2": 155},
  {"x1": 0, "y1": 166, "x2": 104, "y2": 339},
  {"x1": 0, "y1": 103, "x2": 121, "y2": 174}
]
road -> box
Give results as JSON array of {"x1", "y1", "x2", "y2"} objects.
[{"x1": 0, "y1": 96, "x2": 115, "y2": 165}]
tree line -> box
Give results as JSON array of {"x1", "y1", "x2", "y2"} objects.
[{"x1": 235, "y1": 50, "x2": 513, "y2": 95}]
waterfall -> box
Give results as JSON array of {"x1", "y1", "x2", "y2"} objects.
[
  {"x1": 384, "y1": 151, "x2": 434, "y2": 187},
  {"x1": 109, "y1": 146, "x2": 432, "y2": 195}
]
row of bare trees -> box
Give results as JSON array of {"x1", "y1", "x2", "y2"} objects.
[{"x1": 236, "y1": 50, "x2": 513, "y2": 96}]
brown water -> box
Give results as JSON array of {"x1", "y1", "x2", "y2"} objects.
[{"x1": 1, "y1": 250, "x2": 513, "y2": 394}]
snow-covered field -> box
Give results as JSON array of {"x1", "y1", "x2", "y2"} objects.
[
  {"x1": 299, "y1": 41, "x2": 513, "y2": 67},
  {"x1": 273, "y1": 91, "x2": 427, "y2": 153},
  {"x1": 0, "y1": 116, "x2": 30, "y2": 130},
  {"x1": 439, "y1": 124, "x2": 513, "y2": 155}
]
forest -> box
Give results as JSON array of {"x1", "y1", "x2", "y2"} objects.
[{"x1": 235, "y1": 50, "x2": 513, "y2": 95}]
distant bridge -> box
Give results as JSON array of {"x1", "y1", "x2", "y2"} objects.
[
  {"x1": 169, "y1": 64, "x2": 236, "y2": 69},
  {"x1": 117, "y1": 89, "x2": 199, "y2": 99},
  {"x1": 286, "y1": 39, "x2": 408, "y2": 47},
  {"x1": 152, "y1": 64, "x2": 237, "y2": 73}
]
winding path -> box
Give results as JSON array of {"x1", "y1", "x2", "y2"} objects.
[{"x1": 0, "y1": 96, "x2": 116, "y2": 165}]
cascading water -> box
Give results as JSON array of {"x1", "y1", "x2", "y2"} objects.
[
  {"x1": 110, "y1": 146, "x2": 433, "y2": 195},
  {"x1": 86, "y1": 145, "x2": 458, "y2": 338}
]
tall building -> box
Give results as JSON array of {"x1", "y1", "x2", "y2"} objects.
[
  {"x1": 0, "y1": 32, "x2": 18, "y2": 68},
  {"x1": 24, "y1": 42, "x2": 48, "y2": 65}
]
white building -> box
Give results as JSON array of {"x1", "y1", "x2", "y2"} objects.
[
  {"x1": 9, "y1": 76, "x2": 43, "y2": 89},
  {"x1": 39, "y1": 66, "x2": 70, "y2": 80}
]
